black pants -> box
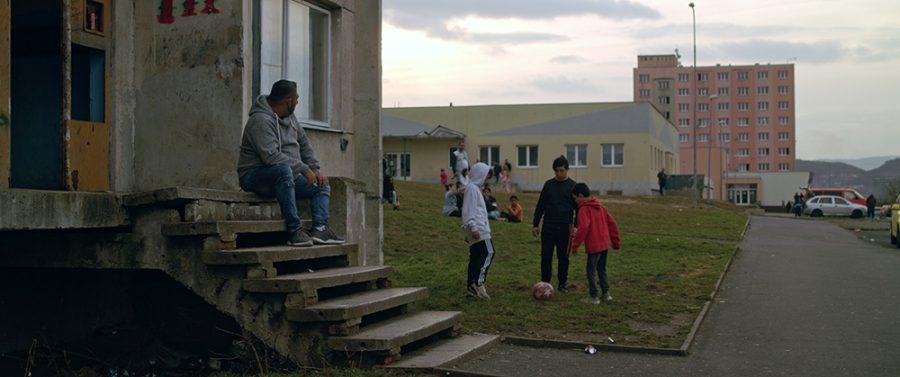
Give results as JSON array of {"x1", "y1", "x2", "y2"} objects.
[
  {"x1": 586, "y1": 252, "x2": 609, "y2": 297},
  {"x1": 541, "y1": 224, "x2": 570, "y2": 287},
  {"x1": 659, "y1": 184, "x2": 665, "y2": 195},
  {"x1": 467, "y1": 239, "x2": 495, "y2": 287},
  {"x1": 500, "y1": 212, "x2": 520, "y2": 223},
  {"x1": 868, "y1": 206, "x2": 876, "y2": 218},
  {"x1": 447, "y1": 209, "x2": 461, "y2": 217}
]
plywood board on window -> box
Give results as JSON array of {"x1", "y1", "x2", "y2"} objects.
[
  {"x1": 0, "y1": 0, "x2": 10, "y2": 188},
  {"x1": 66, "y1": 120, "x2": 109, "y2": 191}
]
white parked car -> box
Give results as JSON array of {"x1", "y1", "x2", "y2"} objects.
[{"x1": 804, "y1": 195, "x2": 867, "y2": 218}]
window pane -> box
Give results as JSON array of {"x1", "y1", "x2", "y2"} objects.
[
  {"x1": 286, "y1": 2, "x2": 329, "y2": 123},
  {"x1": 602, "y1": 145, "x2": 612, "y2": 166},
  {"x1": 529, "y1": 146, "x2": 538, "y2": 167},
  {"x1": 578, "y1": 145, "x2": 587, "y2": 167},
  {"x1": 401, "y1": 154, "x2": 411, "y2": 177},
  {"x1": 614, "y1": 144, "x2": 624, "y2": 165},
  {"x1": 260, "y1": 0, "x2": 284, "y2": 93},
  {"x1": 518, "y1": 147, "x2": 526, "y2": 166},
  {"x1": 565, "y1": 145, "x2": 576, "y2": 164},
  {"x1": 480, "y1": 147, "x2": 489, "y2": 163},
  {"x1": 491, "y1": 147, "x2": 499, "y2": 165}
]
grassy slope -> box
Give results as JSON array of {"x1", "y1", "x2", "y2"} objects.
[{"x1": 385, "y1": 181, "x2": 747, "y2": 347}]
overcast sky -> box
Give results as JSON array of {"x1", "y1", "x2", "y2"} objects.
[{"x1": 381, "y1": 0, "x2": 900, "y2": 160}]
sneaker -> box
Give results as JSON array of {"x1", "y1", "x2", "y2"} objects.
[
  {"x1": 309, "y1": 226, "x2": 346, "y2": 245},
  {"x1": 557, "y1": 284, "x2": 568, "y2": 293},
  {"x1": 287, "y1": 229, "x2": 313, "y2": 247},
  {"x1": 580, "y1": 297, "x2": 601, "y2": 305},
  {"x1": 467, "y1": 285, "x2": 478, "y2": 298},
  {"x1": 475, "y1": 284, "x2": 491, "y2": 300},
  {"x1": 602, "y1": 292, "x2": 613, "y2": 301}
]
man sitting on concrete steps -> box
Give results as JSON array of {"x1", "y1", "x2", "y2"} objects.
[{"x1": 237, "y1": 79, "x2": 344, "y2": 247}]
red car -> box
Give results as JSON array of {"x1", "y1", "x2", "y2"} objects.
[{"x1": 807, "y1": 188, "x2": 867, "y2": 206}]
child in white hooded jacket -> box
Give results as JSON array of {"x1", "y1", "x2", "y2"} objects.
[{"x1": 462, "y1": 162, "x2": 494, "y2": 299}]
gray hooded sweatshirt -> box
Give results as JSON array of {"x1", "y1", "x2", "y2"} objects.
[
  {"x1": 462, "y1": 162, "x2": 491, "y2": 245},
  {"x1": 237, "y1": 95, "x2": 320, "y2": 180}
]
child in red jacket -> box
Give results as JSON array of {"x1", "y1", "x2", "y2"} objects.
[{"x1": 570, "y1": 183, "x2": 621, "y2": 304}]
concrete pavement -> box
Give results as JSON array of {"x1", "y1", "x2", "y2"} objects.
[{"x1": 455, "y1": 216, "x2": 900, "y2": 376}]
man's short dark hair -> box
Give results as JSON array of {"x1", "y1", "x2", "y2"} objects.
[
  {"x1": 269, "y1": 80, "x2": 297, "y2": 101},
  {"x1": 572, "y1": 183, "x2": 591, "y2": 197},
  {"x1": 553, "y1": 155, "x2": 569, "y2": 170},
  {"x1": 510, "y1": 195, "x2": 519, "y2": 201}
]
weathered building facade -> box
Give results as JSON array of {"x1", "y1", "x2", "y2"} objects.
[{"x1": 0, "y1": 0, "x2": 462, "y2": 369}]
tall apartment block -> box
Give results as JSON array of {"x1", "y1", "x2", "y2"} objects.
[{"x1": 633, "y1": 54, "x2": 796, "y2": 200}]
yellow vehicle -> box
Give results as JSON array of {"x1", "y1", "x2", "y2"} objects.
[{"x1": 892, "y1": 194, "x2": 900, "y2": 249}]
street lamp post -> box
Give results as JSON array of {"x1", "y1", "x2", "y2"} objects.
[
  {"x1": 708, "y1": 94, "x2": 718, "y2": 199},
  {"x1": 689, "y1": 2, "x2": 698, "y2": 207}
]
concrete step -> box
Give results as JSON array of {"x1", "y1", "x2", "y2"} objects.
[
  {"x1": 287, "y1": 287, "x2": 428, "y2": 322},
  {"x1": 202, "y1": 244, "x2": 356, "y2": 265},
  {"x1": 242, "y1": 265, "x2": 393, "y2": 294},
  {"x1": 328, "y1": 311, "x2": 462, "y2": 353},
  {"x1": 161, "y1": 220, "x2": 286, "y2": 237},
  {"x1": 388, "y1": 333, "x2": 500, "y2": 369}
]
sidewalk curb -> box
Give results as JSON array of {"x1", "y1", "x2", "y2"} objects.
[
  {"x1": 502, "y1": 336, "x2": 684, "y2": 356},
  {"x1": 384, "y1": 366, "x2": 509, "y2": 377},
  {"x1": 678, "y1": 216, "x2": 751, "y2": 355}
]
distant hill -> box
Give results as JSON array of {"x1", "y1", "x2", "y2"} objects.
[
  {"x1": 820, "y1": 155, "x2": 900, "y2": 171},
  {"x1": 796, "y1": 158, "x2": 900, "y2": 199}
]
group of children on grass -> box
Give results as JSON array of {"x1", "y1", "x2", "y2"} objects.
[{"x1": 456, "y1": 155, "x2": 621, "y2": 304}]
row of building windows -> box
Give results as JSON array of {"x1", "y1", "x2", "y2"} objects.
[
  {"x1": 499, "y1": 144, "x2": 626, "y2": 168},
  {"x1": 679, "y1": 132, "x2": 792, "y2": 143},
  {"x1": 644, "y1": 70, "x2": 790, "y2": 83},
  {"x1": 675, "y1": 101, "x2": 791, "y2": 112},
  {"x1": 642, "y1": 86, "x2": 791, "y2": 99},
  {"x1": 678, "y1": 116, "x2": 791, "y2": 127},
  {"x1": 737, "y1": 163, "x2": 791, "y2": 172}
]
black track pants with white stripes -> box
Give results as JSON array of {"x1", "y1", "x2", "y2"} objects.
[{"x1": 467, "y1": 239, "x2": 495, "y2": 287}]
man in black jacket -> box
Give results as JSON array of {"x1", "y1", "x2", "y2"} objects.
[{"x1": 533, "y1": 156, "x2": 578, "y2": 292}]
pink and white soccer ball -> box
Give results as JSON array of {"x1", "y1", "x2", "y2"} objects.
[{"x1": 532, "y1": 281, "x2": 554, "y2": 300}]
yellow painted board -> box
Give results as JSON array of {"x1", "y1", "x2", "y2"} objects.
[
  {"x1": 67, "y1": 120, "x2": 110, "y2": 191},
  {"x1": 0, "y1": 0, "x2": 10, "y2": 188}
]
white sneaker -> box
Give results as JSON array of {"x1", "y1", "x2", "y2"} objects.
[
  {"x1": 602, "y1": 292, "x2": 613, "y2": 301},
  {"x1": 580, "y1": 297, "x2": 601, "y2": 305},
  {"x1": 475, "y1": 284, "x2": 491, "y2": 300}
]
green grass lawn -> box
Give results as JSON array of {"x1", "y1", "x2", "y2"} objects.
[{"x1": 385, "y1": 181, "x2": 748, "y2": 348}]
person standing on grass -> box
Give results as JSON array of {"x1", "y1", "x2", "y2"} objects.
[
  {"x1": 452, "y1": 142, "x2": 470, "y2": 183},
  {"x1": 483, "y1": 186, "x2": 501, "y2": 220},
  {"x1": 657, "y1": 168, "x2": 668, "y2": 196},
  {"x1": 533, "y1": 156, "x2": 578, "y2": 293},
  {"x1": 440, "y1": 168, "x2": 449, "y2": 190},
  {"x1": 504, "y1": 159, "x2": 512, "y2": 178},
  {"x1": 570, "y1": 183, "x2": 621, "y2": 304},
  {"x1": 462, "y1": 163, "x2": 495, "y2": 300},
  {"x1": 866, "y1": 194, "x2": 877, "y2": 219},
  {"x1": 493, "y1": 162, "x2": 502, "y2": 185},
  {"x1": 501, "y1": 165, "x2": 511, "y2": 193}
]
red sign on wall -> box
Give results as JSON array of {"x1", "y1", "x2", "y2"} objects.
[{"x1": 158, "y1": 0, "x2": 218, "y2": 24}]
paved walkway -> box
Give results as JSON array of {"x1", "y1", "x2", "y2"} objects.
[{"x1": 457, "y1": 216, "x2": 900, "y2": 376}]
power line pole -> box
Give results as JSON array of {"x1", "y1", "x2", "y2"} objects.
[{"x1": 690, "y1": 2, "x2": 698, "y2": 208}]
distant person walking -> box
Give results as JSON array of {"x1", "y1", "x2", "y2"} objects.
[
  {"x1": 866, "y1": 194, "x2": 877, "y2": 219},
  {"x1": 452, "y1": 142, "x2": 470, "y2": 184},
  {"x1": 501, "y1": 166, "x2": 511, "y2": 193},
  {"x1": 793, "y1": 192, "x2": 804, "y2": 217},
  {"x1": 503, "y1": 159, "x2": 512, "y2": 178},
  {"x1": 657, "y1": 169, "x2": 668, "y2": 196},
  {"x1": 492, "y1": 162, "x2": 502, "y2": 185}
]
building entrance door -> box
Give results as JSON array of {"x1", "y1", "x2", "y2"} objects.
[{"x1": 728, "y1": 184, "x2": 758, "y2": 206}]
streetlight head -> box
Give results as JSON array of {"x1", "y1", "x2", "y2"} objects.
[{"x1": 689, "y1": 2, "x2": 695, "y2": 8}]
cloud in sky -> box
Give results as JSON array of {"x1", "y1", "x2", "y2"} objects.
[
  {"x1": 384, "y1": 0, "x2": 660, "y2": 44},
  {"x1": 709, "y1": 39, "x2": 847, "y2": 64},
  {"x1": 549, "y1": 55, "x2": 589, "y2": 64},
  {"x1": 530, "y1": 75, "x2": 600, "y2": 94}
]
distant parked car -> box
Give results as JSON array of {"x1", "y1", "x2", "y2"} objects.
[
  {"x1": 807, "y1": 188, "x2": 867, "y2": 206},
  {"x1": 804, "y1": 195, "x2": 867, "y2": 218},
  {"x1": 891, "y1": 195, "x2": 900, "y2": 248}
]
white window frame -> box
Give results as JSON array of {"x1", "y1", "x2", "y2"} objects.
[
  {"x1": 779, "y1": 132, "x2": 790, "y2": 141},
  {"x1": 717, "y1": 72, "x2": 729, "y2": 80},
  {"x1": 678, "y1": 88, "x2": 689, "y2": 96},
  {"x1": 779, "y1": 116, "x2": 790, "y2": 125},
  {"x1": 698, "y1": 88, "x2": 709, "y2": 96},
  {"x1": 679, "y1": 134, "x2": 690, "y2": 143},
  {"x1": 718, "y1": 87, "x2": 729, "y2": 96},
  {"x1": 778, "y1": 70, "x2": 788, "y2": 79},
  {"x1": 719, "y1": 133, "x2": 730, "y2": 142},
  {"x1": 678, "y1": 103, "x2": 690, "y2": 113},
  {"x1": 737, "y1": 72, "x2": 748, "y2": 80},
  {"x1": 779, "y1": 101, "x2": 790, "y2": 110},
  {"x1": 758, "y1": 148, "x2": 770, "y2": 156},
  {"x1": 758, "y1": 132, "x2": 770, "y2": 141},
  {"x1": 778, "y1": 86, "x2": 789, "y2": 95},
  {"x1": 717, "y1": 102, "x2": 729, "y2": 111},
  {"x1": 758, "y1": 101, "x2": 769, "y2": 111},
  {"x1": 779, "y1": 147, "x2": 790, "y2": 156},
  {"x1": 678, "y1": 73, "x2": 690, "y2": 82},
  {"x1": 738, "y1": 148, "x2": 750, "y2": 157},
  {"x1": 779, "y1": 163, "x2": 790, "y2": 171},
  {"x1": 737, "y1": 87, "x2": 749, "y2": 96},
  {"x1": 678, "y1": 118, "x2": 690, "y2": 127},
  {"x1": 738, "y1": 102, "x2": 749, "y2": 111},
  {"x1": 257, "y1": 0, "x2": 334, "y2": 128},
  {"x1": 565, "y1": 144, "x2": 589, "y2": 168},
  {"x1": 758, "y1": 86, "x2": 769, "y2": 95},
  {"x1": 639, "y1": 89, "x2": 650, "y2": 97},
  {"x1": 758, "y1": 117, "x2": 769, "y2": 126},
  {"x1": 517, "y1": 145, "x2": 539, "y2": 168},
  {"x1": 738, "y1": 118, "x2": 749, "y2": 126},
  {"x1": 758, "y1": 163, "x2": 770, "y2": 171},
  {"x1": 639, "y1": 74, "x2": 650, "y2": 83},
  {"x1": 386, "y1": 152, "x2": 411, "y2": 178},
  {"x1": 601, "y1": 144, "x2": 625, "y2": 167},
  {"x1": 738, "y1": 133, "x2": 749, "y2": 141},
  {"x1": 718, "y1": 117, "x2": 730, "y2": 126},
  {"x1": 758, "y1": 71, "x2": 769, "y2": 80},
  {"x1": 479, "y1": 145, "x2": 501, "y2": 165},
  {"x1": 698, "y1": 133, "x2": 710, "y2": 142},
  {"x1": 698, "y1": 103, "x2": 709, "y2": 112}
]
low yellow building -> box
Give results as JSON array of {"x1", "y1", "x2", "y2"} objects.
[{"x1": 382, "y1": 102, "x2": 679, "y2": 195}]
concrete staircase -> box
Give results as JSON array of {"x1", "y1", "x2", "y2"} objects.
[{"x1": 122, "y1": 182, "x2": 493, "y2": 367}]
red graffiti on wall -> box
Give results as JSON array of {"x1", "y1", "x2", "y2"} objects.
[
  {"x1": 201, "y1": 0, "x2": 220, "y2": 15},
  {"x1": 157, "y1": 0, "x2": 175, "y2": 24},
  {"x1": 182, "y1": 0, "x2": 197, "y2": 17}
]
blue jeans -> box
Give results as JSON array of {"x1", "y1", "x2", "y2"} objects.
[{"x1": 239, "y1": 164, "x2": 330, "y2": 233}]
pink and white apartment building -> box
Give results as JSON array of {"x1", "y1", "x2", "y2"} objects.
[{"x1": 633, "y1": 54, "x2": 797, "y2": 201}]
